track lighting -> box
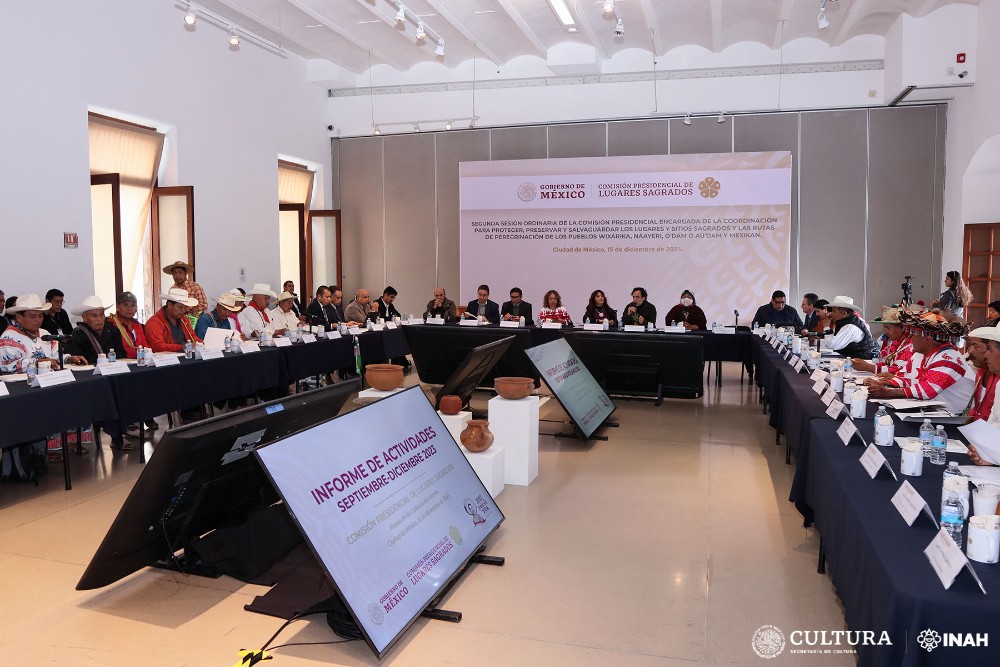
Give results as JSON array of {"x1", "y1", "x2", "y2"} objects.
[
  {"x1": 395, "y1": 5, "x2": 406, "y2": 24},
  {"x1": 413, "y1": 124, "x2": 421, "y2": 132},
  {"x1": 445, "y1": 121, "x2": 453, "y2": 130},
  {"x1": 373, "y1": 125, "x2": 382, "y2": 135},
  {"x1": 613, "y1": 19, "x2": 624, "y2": 37},
  {"x1": 602, "y1": 1, "x2": 615, "y2": 15},
  {"x1": 415, "y1": 22, "x2": 426, "y2": 40},
  {"x1": 435, "y1": 38, "x2": 445, "y2": 56},
  {"x1": 229, "y1": 29, "x2": 240, "y2": 46},
  {"x1": 184, "y1": 7, "x2": 197, "y2": 25},
  {"x1": 717, "y1": 112, "x2": 726, "y2": 124},
  {"x1": 818, "y1": 0, "x2": 830, "y2": 29},
  {"x1": 682, "y1": 114, "x2": 692, "y2": 126},
  {"x1": 469, "y1": 118, "x2": 476, "y2": 129}
]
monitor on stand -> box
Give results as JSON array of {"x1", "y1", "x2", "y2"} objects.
[{"x1": 431, "y1": 335, "x2": 516, "y2": 411}]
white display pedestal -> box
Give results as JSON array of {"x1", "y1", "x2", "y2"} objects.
[
  {"x1": 488, "y1": 395, "x2": 539, "y2": 486},
  {"x1": 438, "y1": 411, "x2": 472, "y2": 445},
  {"x1": 358, "y1": 387, "x2": 404, "y2": 400},
  {"x1": 463, "y1": 446, "x2": 505, "y2": 498}
]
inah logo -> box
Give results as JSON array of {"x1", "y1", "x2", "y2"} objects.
[
  {"x1": 917, "y1": 629, "x2": 941, "y2": 652},
  {"x1": 751, "y1": 625, "x2": 786, "y2": 659},
  {"x1": 517, "y1": 182, "x2": 536, "y2": 202}
]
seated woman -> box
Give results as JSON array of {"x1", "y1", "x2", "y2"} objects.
[
  {"x1": 852, "y1": 306, "x2": 914, "y2": 378},
  {"x1": 581, "y1": 289, "x2": 616, "y2": 326},
  {"x1": 987, "y1": 300, "x2": 1000, "y2": 327},
  {"x1": 537, "y1": 290, "x2": 572, "y2": 325},
  {"x1": 662, "y1": 290, "x2": 707, "y2": 330}
]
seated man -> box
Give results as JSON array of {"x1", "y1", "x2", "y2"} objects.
[
  {"x1": 621, "y1": 287, "x2": 656, "y2": 326},
  {"x1": 425, "y1": 287, "x2": 457, "y2": 322},
  {"x1": 501, "y1": 287, "x2": 533, "y2": 325},
  {"x1": 42, "y1": 288, "x2": 74, "y2": 337},
  {"x1": 464, "y1": 285, "x2": 500, "y2": 324},
  {"x1": 283, "y1": 280, "x2": 303, "y2": 318},
  {"x1": 271, "y1": 291, "x2": 303, "y2": 333},
  {"x1": 752, "y1": 290, "x2": 804, "y2": 330},
  {"x1": 964, "y1": 328, "x2": 999, "y2": 422},
  {"x1": 196, "y1": 292, "x2": 246, "y2": 339},
  {"x1": 800, "y1": 293, "x2": 820, "y2": 334},
  {"x1": 145, "y1": 287, "x2": 202, "y2": 352},
  {"x1": 866, "y1": 311, "x2": 974, "y2": 414},
  {"x1": 66, "y1": 295, "x2": 123, "y2": 364},
  {"x1": 824, "y1": 296, "x2": 877, "y2": 359},
  {"x1": 107, "y1": 292, "x2": 149, "y2": 359},
  {"x1": 967, "y1": 327, "x2": 1000, "y2": 465},
  {"x1": 239, "y1": 283, "x2": 286, "y2": 338},
  {"x1": 374, "y1": 286, "x2": 402, "y2": 320},
  {"x1": 0, "y1": 294, "x2": 79, "y2": 372},
  {"x1": 853, "y1": 306, "x2": 914, "y2": 379},
  {"x1": 345, "y1": 288, "x2": 378, "y2": 325},
  {"x1": 306, "y1": 285, "x2": 338, "y2": 330}
]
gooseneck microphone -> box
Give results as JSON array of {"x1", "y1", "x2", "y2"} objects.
[
  {"x1": 734, "y1": 309, "x2": 740, "y2": 327},
  {"x1": 41, "y1": 334, "x2": 70, "y2": 342}
]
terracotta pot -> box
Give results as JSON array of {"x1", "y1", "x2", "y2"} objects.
[
  {"x1": 439, "y1": 394, "x2": 462, "y2": 415},
  {"x1": 494, "y1": 376, "x2": 534, "y2": 400},
  {"x1": 365, "y1": 363, "x2": 404, "y2": 391},
  {"x1": 460, "y1": 419, "x2": 494, "y2": 453}
]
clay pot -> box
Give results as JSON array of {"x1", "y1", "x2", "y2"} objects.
[
  {"x1": 439, "y1": 394, "x2": 462, "y2": 415},
  {"x1": 365, "y1": 363, "x2": 404, "y2": 391},
  {"x1": 460, "y1": 420, "x2": 494, "y2": 453},
  {"x1": 494, "y1": 376, "x2": 534, "y2": 400}
]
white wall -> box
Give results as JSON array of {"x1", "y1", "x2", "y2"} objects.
[{"x1": 0, "y1": 0, "x2": 330, "y2": 305}]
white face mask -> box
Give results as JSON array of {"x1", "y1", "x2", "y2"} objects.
[{"x1": 680, "y1": 298, "x2": 693, "y2": 307}]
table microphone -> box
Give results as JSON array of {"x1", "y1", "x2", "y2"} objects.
[
  {"x1": 734, "y1": 309, "x2": 739, "y2": 327},
  {"x1": 41, "y1": 334, "x2": 70, "y2": 341}
]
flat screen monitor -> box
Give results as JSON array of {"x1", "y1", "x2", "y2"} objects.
[
  {"x1": 255, "y1": 386, "x2": 504, "y2": 659},
  {"x1": 525, "y1": 337, "x2": 616, "y2": 439},
  {"x1": 76, "y1": 380, "x2": 359, "y2": 591},
  {"x1": 432, "y1": 335, "x2": 515, "y2": 410}
]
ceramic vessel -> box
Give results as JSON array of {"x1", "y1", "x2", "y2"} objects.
[
  {"x1": 460, "y1": 420, "x2": 494, "y2": 453},
  {"x1": 365, "y1": 363, "x2": 404, "y2": 391},
  {"x1": 439, "y1": 394, "x2": 462, "y2": 415},
  {"x1": 494, "y1": 376, "x2": 534, "y2": 400}
]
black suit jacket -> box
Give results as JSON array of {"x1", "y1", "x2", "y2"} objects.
[
  {"x1": 375, "y1": 298, "x2": 401, "y2": 320},
  {"x1": 803, "y1": 310, "x2": 819, "y2": 332},
  {"x1": 500, "y1": 300, "x2": 533, "y2": 325},
  {"x1": 305, "y1": 300, "x2": 340, "y2": 331},
  {"x1": 465, "y1": 299, "x2": 501, "y2": 324}
]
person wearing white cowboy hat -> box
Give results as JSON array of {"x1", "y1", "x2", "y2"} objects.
[
  {"x1": 852, "y1": 305, "x2": 915, "y2": 378},
  {"x1": 866, "y1": 311, "x2": 975, "y2": 414},
  {"x1": 1, "y1": 294, "x2": 60, "y2": 373},
  {"x1": 966, "y1": 326, "x2": 1000, "y2": 466},
  {"x1": 162, "y1": 259, "x2": 207, "y2": 316},
  {"x1": 825, "y1": 295, "x2": 878, "y2": 360},
  {"x1": 270, "y1": 291, "x2": 303, "y2": 333},
  {"x1": 195, "y1": 291, "x2": 248, "y2": 340},
  {"x1": 238, "y1": 283, "x2": 287, "y2": 338},
  {"x1": 64, "y1": 295, "x2": 122, "y2": 365},
  {"x1": 145, "y1": 287, "x2": 202, "y2": 353}
]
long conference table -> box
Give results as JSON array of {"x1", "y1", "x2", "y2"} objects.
[{"x1": 754, "y1": 334, "x2": 1000, "y2": 666}]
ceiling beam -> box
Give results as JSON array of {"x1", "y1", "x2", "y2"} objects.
[
  {"x1": 493, "y1": 0, "x2": 548, "y2": 56},
  {"x1": 429, "y1": 2, "x2": 506, "y2": 65},
  {"x1": 710, "y1": 0, "x2": 724, "y2": 52},
  {"x1": 571, "y1": 2, "x2": 610, "y2": 60},
  {"x1": 284, "y1": 0, "x2": 409, "y2": 70},
  {"x1": 830, "y1": 0, "x2": 865, "y2": 46}
]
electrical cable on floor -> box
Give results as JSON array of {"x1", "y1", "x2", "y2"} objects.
[{"x1": 251, "y1": 611, "x2": 361, "y2": 658}]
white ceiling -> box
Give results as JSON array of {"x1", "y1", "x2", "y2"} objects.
[{"x1": 187, "y1": 0, "x2": 978, "y2": 80}]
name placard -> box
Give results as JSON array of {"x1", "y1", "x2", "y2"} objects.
[
  {"x1": 94, "y1": 362, "x2": 131, "y2": 376},
  {"x1": 426, "y1": 317, "x2": 445, "y2": 325},
  {"x1": 582, "y1": 323, "x2": 604, "y2": 331},
  {"x1": 385, "y1": 322, "x2": 398, "y2": 329},
  {"x1": 812, "y1": 379, "x2": 827, "y2": 394},
  {"x1": 924, "y1": 529, "x2": 986, "y2": 593},
  {"x1": 860, "y1": 443, "x2": 897, "y2": 480},
  {"x1": 327, "y1": 331, "x2": 342, "y2": 340},
  {"x1": 400, "y1": 318, "x2": 423, "y2": 325},
  {"x1": 300, "y1": 334, "x2": 317, "y2": 344},
  {"x1": 196, "y1": 348, "x2": 225, "y2": 360},
  {"x1": 825, "y1": 400, "x2": 845, "y2": 419},
  {"x1": 152, "y1": 354, "x2": 181, "y2": 367},
  {"x1": 370, "y1": 324, "x2": 385, "y2": 332},
  {"x1": 239, "y1": 341, "x2": 261, "y2": 354},
  {"x1": 891, "y1": 481, "x2": 938, "y2": 528},
  {"x1": 623, "y1": 325, "x2": 646, "y2": 333},
  {"x1": 348, "y1": 327, "x2": 365, "y2": 335},
  {"x1": 793, "y1": 358, "x2": 805, "y2": 373},
  {"x1": 821, "y1": 388, "x2": 837, "y2": 406},
  {"x1": 459, "y1": 318, "x2": 480, "y2": 327},
  {"x1": 541, "y1": 322, "x2": 563, "y2": 329},
  {"x1": 272, "y1": 337, "x2": 293, "y2": 348},
  {"x1": 810, "y1": 369, "x2": 829, "y2": 382},
  {"x1": 0, "y1": 382, "x2": 9, "y2": 397},
  {"x1": 837, "y1": 417, "x2": 859, "y2": 446}
]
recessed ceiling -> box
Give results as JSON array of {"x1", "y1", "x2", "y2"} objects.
[{"x1": 188, "y1": 0, "x2": 979, "y2": 78}]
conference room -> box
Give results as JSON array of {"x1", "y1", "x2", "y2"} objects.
[{"x1": 2, "y1": 0, "x2": 1000, "y2": 665}]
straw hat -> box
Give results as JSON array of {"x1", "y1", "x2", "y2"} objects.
[
  {"x1": 277, "y1": 291, "x2": 296, "y2": 302},
  {"x1": 828, "y1": 296, "x2": 861, "y2": 311},
  {"x1": 6, "y1": 294, "x2": 52, "y2": 313},
  {"x1": 871, "y1": 305, "x2": 902, "y2": 324},
  {"x1": 162, "y1": 260, "x2": 194, "y2": 275},
  {"x1": 214, "y1": 292, "x2": 243, "y2": 312},
  {"x1": 70, "y1": 295, "x2": 112, "y2": 316},
  {"x1": 160, "y1": 287, "x2": 199, "y2": 307},
  {"x1": 249, "y1": 283, "x2": 277, "y2": 299}
]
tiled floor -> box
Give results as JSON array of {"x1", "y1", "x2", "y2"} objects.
[{"x1": 0, "y1": 365, "x2": 853, "y2": 666}]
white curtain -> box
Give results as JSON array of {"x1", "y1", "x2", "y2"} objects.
[
  {"x1": 278, "y1": 160, "x2": 314, "y2": 206},
  {"x1": 88, "y1": 115, "x2": 164, "y2": 303}
]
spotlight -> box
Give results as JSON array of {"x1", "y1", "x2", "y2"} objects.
[
  {"x1": 373, "y1": 125, "x2": 382, "y2": 135},
  {"x1": 817, "y1": 10, "x2": 829, "y2": 29},
  {"x1": 229, "y1": 29, "x2": 240, "y2": 46},
  {"x1": 395, "y1": 5, "x2": 406, "y2": 24},
  {"x1": 469, "y1": 118, "x2": 476, "y2": 129},
  {"x1": 413, "y1": 124, "x2": 421, "y2": 132},
  {"x1": 445, "y1": 121, "x2": 453, "y2": 130},
  {"x1": 602, "y1": 1, "x2": 615, "y2": 15},
  {"x1": 415, "y1": 22, "x2": 426, "y2": 40},
  {"x1": 435, "y1": 38, "x2": 445, "y2": 56},
  {"x1": 613, "y1": 19, "x2": 624, "y2": 37},
  {"x1": 682, "y1": 114, "x2": 692, "y2": 126},
  {"x1": 717, "y1": 112, "x2": 726, "y2": 124},
  {"x1": 184, "y1": 8, "x2": 197, "y2": 25}
]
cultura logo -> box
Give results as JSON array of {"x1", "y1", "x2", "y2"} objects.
[
  {"x1": 751, "y1": 625, "x2": 786, "y2": 659},
  {"x1": 699, "y1": 176, "x2": 721, "y2": 199},
  {"x1": 517, "y1": 182, "x2": 536, "y2": 202}
]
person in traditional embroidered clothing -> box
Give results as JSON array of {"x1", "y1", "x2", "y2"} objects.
[
  {"x1": 0, "y1": 294, "x2": 70, "y2": 373},
  {"x1": 106, "y1": 292, "x2": 148, "y2": 359},
  {"x1": 145, "y1": 287, "x2": 202, "y2": 352},
  {"x1": 853, "y1": 306, "x2": 914, "y2": 378},
  {"x1": 866, "y1": 311, "x2": 974, "y2": 414},
  {"x1": 824, "y1": 296, "x2": 878, "y2": 359},
  {"x1": 965, "y1": 327, "x2": 1000, "y2": 466},
  {"x1": 537, "y1": 290, "x2": 572, "y2": 325},
  {"x1": 663, "y1": 290, "x2": 707, "y2": 330},
  {"x1": 271, "y1": 291, "x2": 302, "y2": 332},
  {"x1": 66, "y1": 296, "x2": 122, "y2": 364},
  {"x1": 239, "y1": 283, "x2": 286, "y2": 337},
  {"x1": 963, "y1": 328, "x2": 999, "y2": 423},
  {"x1": 582, "y1": 289, "x2": 616, "y2": 326},
  {"x1": 162, "y1": 260, "x2": 207, "y2": 317},
  {"x1": 195, "y1": 292, "x2": 246, "y2": 339}
]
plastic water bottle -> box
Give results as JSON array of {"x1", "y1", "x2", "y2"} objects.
[
  {"x1": 930, "y1": 425, "x2": 947, "y2": 465},
  {"x1": 711, "y1": 321, "x2": 717, "y2": 330},
  {"x1": 873, "y1": 404, "x2": 888, "y2": 430},
  {"x1": 753, "y1": 321, "x2": 759, "y2": 331},
  {"x1": 919, "y1": 419, "x2": 934, "y2": 458},
  {"x1": 872, "y1": 404, "x2": 890, "y2": 445},
  {"x1": 584, "y1": 317, "x2": 590, "y2": 325},
  {"x1": 943, "y1": 461, "x2": 963, "y2": 486},
  {"x1": 26, "y1": 359, "x2": 37, "y2": 385},
  {"x1": 843, "y1": 358, "x2": 854, "y2": 383},
  {"x1": 184, "y1": 340, "x2": 193, "y2": 359},
  {"x1": 940, "y1": 490, "x2": 965, "y2": 549},
  {"x1": 108, "y1": 348, "x2": 116, "y2": 363}
]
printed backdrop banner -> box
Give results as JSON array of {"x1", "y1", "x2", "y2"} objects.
[{"x1": 459, "y1": 152, "x2": 793, "y2": 326}]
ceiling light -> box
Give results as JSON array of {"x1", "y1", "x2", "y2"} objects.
[
  {"x1": 613, "y1": 19, "x2": 624, "y2": 37},
  {"x1": 682, "y1": 114, "x2": 692, "y2": 126},
  {"x1": 373, "y1": 125, "x2": 382, "y2": 135},
  {"x1": 547, "y1": 0, "x2": 577, "y2": 28},
  {"x1": 602, "y1": 1, "x2": 615, "y2": 15},
  {"x1": 229, "y1": 29, "x2": 240, "y2": 46},
  {"x1": 445, "y1": 121, "x2": 453, "y2": 130},
  {"x1": 469, "y1": 118, "x2": 476, "y2": 129},
  {"x1": 717, "y1": 112, "x2": 726, "y2": 124},
  {"x1": 817, "y1": 10, "x2": 829, "y2": 29},
  {"x1": 413, "y1": 124, "x2": 421, "y2": 132},
  {"x1": 184, "y1": 7, "x2": 197, "y2": 25},
  {"x1": 415, "y1": 22, "x2": 426, "y2": 40},
  {"x1": 435, "y1": 38, "x2": 445, "y2": 56},
  {"x1": 395, "y1": 5, "x2": 406, "y2": 24}
]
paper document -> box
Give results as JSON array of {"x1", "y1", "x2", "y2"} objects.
[
  {"x1": 958, "y1": 465, "x2": 1000, "y2": 486},
  {"x1": 879, "y1": 398, "x2": 946, "y2": 410},
  {"x1": 203, "y1": 327, "x2": 233, "y2": 351},
  {"x1": 958, "y1": 419, "x2": 1000, "y2": 465},
  {"x1": 893, "y1": 436, "x2": 968, "y2": 455}
]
